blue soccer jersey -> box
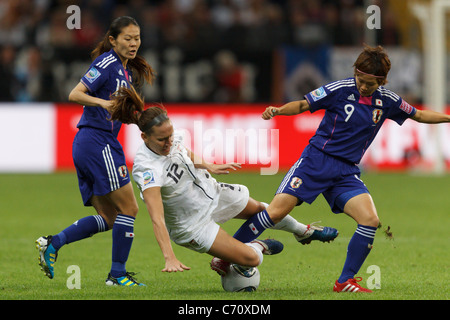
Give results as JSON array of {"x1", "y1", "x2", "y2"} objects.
[
  {"x1": 304, "y1": 77, "x2": 417, "y2": 164},
  {"x1": 78, "y1": 49, "x2": 133, "y2": 137}
]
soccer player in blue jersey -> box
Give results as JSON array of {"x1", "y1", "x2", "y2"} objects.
[
  {"x1": 36, "y1": 16, "x2": 156, "y2": 286},
  {"x1": 232, "y1": 45, "x2": 450, "y2": 292}
]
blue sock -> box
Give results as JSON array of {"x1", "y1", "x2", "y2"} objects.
[
  {"x1": 338, "y1": 224, "x2": 376, "y2": 283},
  {"x1": 110, "y1": 214, "x2": 135, "y2": 278},
  {"x1": 51, "y1": 215, "x2": 108, "y2": 251},
  {"x1": 233, "y1": 210, "x2": 275, "y2": 243}
]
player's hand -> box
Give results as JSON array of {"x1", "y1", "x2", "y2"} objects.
[
  {"x1": 162, "y1": 258, "x2": 191, "y2": 272},
  {"x1": 101, "y1": 99, "x2": 114, "y2": 112},
  {"x1": 262, "y1": 106, "x2": 278, "y2": 120},
  {"x1": 207, "y1": 163, "x2": 241, "y2": 175}
]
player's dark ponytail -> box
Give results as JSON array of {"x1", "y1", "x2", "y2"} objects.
[
  {"x1": 109, "y1": 86, "x2": 168, "y2": 134},
  {"x1": 109, "y1": 86, "x2": 144, "y2": 125},
  {"x1": 91, "y1": 16, "x2": 156, "y2": 88}
]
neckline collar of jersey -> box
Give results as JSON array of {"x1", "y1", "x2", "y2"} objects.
[
  {"x1": 144, "y1": 143, "x2": 163, "y2": 157},
  {"x1": 110, "y1": 48, "x2": 129, "y2": 70},
  {"x1": 358, "y1": 95, "x2": 373, "y2": 106}
]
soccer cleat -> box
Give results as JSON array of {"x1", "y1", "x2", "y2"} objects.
[
  {"x1": 251, "y1": 239, "x2": 284, "y2": 255},
  {"x1": 105, "y1": 272, "x2": 146, "y2": 286},
  {"x1": 35, "y1": 235, "x2": 58, "y2": 279},
  {"x1": 210, "y1": 257, "x2": 230, "y2": 276},
  {"x1": 333, "y1": 277, "x2": 373, "y2": 293},
  {"x1": 294, "y1": 222, "x2": 339, "y2": 245}
]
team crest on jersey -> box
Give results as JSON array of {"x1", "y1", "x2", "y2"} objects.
[
  {"x1": 84, "y1": 67, "x2": 101, "y2": 83},
  {"x1": 118, "y1": 165, "x2": 128, "y2": 178},
  {"x1": 290, "y1": 177, "x2": 302, "y2": 189},
  {"x1": 372, "y1": 109, "x2": 383, "y2": 124},
  {"x1": 310, "y1": 87, "x2": 327, "y2": 102},
  {"x1": 143, "y1": 170, "x2": 155, "y2": 185}
]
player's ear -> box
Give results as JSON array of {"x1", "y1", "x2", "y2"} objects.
[{"x1": 108, "y1": 35, "x2": 116, "y2": 47}]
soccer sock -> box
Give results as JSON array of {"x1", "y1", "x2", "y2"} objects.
[
  {"x1": 271, "y1": 214, "x2": 308, "y2": 235},
  {"x1": 259, "y1": 202, "x2": 308, "y2": 235},
  {"x1": 245, "y1": 242, "x2": 263, "y2": 266},
  {"x1": 51, "y1": 215, "x2": 108, "y2": 251},
  {"x1": 110, "y1": 214, "x2": 135, "y2": 278},
  {"x1": 338, "y1": 224, "x2": 376, "y2": 283},
  {"x1": 233, "y1": 210, "x2": 274, "y2": 243}
]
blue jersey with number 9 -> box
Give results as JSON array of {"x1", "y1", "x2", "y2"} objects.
[{"x1": 304, "y1": 77, "x2": 417, "y2": 164}]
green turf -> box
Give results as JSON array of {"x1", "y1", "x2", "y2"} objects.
[{"x1": 0, "y1": 171, "x2": 448, "y2": 301}]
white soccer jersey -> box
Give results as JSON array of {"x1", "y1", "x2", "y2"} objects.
[{"x1": 132, "y1": 132, "x2": 222, "y2": 245}]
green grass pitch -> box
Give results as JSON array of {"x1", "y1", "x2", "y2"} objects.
[{"x1": 0, "y1": 171, "x2": 448, "y2": 301}]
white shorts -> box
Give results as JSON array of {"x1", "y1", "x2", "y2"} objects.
[
  {"x1": 174, "y1": 183, "x2": 249, "y2": 253},
  {"x1": 212, "y1": 183, "x2": 249, "y2": 224}
]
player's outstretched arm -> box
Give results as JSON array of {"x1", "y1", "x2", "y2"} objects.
[
  {"x1": 187, "y1": 149, "x2": 241, "y2": 174},
  {"x1": 261, "y1": 100, "x2": 310, "y2": 120},
  {"x1": 205, "y1": 163, "x2": 242, "y2": 174},
  {"x1": 412, "y1": 109, "x2": 450, "y2": 124},
  {"x1": 142, "y1": 187, "x2": 190, "y2": 272}
]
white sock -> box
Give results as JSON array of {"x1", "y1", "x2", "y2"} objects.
[
  {"x1": 261, "y1": 201, "x2": 308, "y2": 235},
  {"x1": 272, "y1": 215, "x2": 308, "y2": 235},
  {"x1": 246, "y1": 242, "x2": 263, "y2": 266}
]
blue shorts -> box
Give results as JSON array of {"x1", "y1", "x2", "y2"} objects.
[
  {"x1": 276, "y1": 145, "x2": 369, "y2": 213},
  {"x1": 72, "y1": 127, "x2": 130, "y2": 206}
]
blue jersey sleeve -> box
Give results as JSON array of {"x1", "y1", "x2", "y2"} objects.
[
  {"x1": 81, "y1": 65, "x2": 109, "y2": 93},
  {"x1": 304, "y1": 85, "x2": 335, "y2": 112},
  {"x1": 387, "y1": 98, "x2": 417, "y2": 125},
  {"x1": 304, "y1": 78, "x2": 355, "y2": 112}
]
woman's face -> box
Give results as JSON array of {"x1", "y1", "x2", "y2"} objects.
[
  {"x1": 355, "y1": 73, "x2": 381, "y2": 97},
  {"x1": 142, "y1": 120, "x2": 174, "y2": 156},
  {"x1": 110, "y1": 24, "x2": 141, "y2": 63}
]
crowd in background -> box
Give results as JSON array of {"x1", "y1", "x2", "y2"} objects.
[{"x1": 0, "y1": 0, "x2": 403, "y2": 102}]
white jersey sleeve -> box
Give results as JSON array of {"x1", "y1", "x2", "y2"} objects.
[{"x1": 132, "y1": 147, "x2": 166, "y2": 198}]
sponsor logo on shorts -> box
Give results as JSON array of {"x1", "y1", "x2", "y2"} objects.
[
  {"x1": 118, "y1": 165, "x2": 128, "y2": 178},
  {"x1": 290, "y1": 177, "x2": 302, "y2": 189}
]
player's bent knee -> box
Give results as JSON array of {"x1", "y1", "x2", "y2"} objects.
[
  {"x1": 119, "y1": 202, "x2": 139, "y2": 217},
  {"x1": 367, "y1": 215, "x2": 380, "y2": 228},
  {"x1": 355, "y1": 213, "x2": 379, "y2": 228},
  {"x1": 129, "y1": 204, "x2": 139, "y2": 217}
]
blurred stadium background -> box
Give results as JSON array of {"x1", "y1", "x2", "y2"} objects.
[{"x1": 0, "y1": 0, "x2": 449, "y2": 174}]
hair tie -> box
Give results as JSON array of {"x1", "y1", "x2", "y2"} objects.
[
  {"x1": 142, "y1": 113, "x2": 169, "y2": 132},
  {"x1": 356, "y1": 68, "x2": 385, "y2": 79}
]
